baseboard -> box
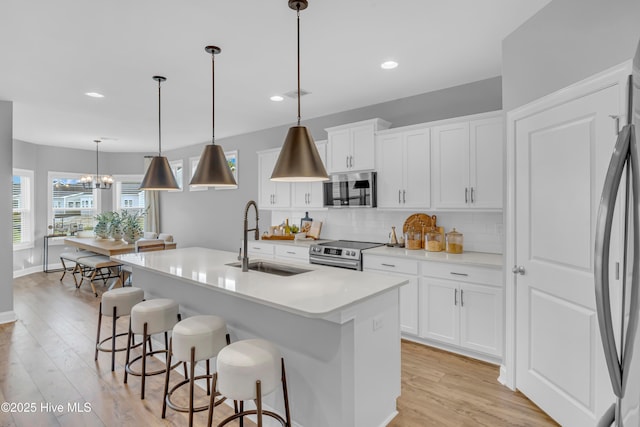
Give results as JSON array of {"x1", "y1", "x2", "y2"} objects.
[
  {"x1": 401, "y1": 334, "x2": 502, "y2": 366},
  {"x1": 13, "y1": 265, "x2": 46, "y2": 278},
  {"x1": 0, "y1": 311, "x2": 17, "y2": 324},
  {"x1": 378, "y1": 410, "x2": 399, "y2": 427},
  {"x1": 497, "y1": 365, "x2": 511, "y2": 389}
]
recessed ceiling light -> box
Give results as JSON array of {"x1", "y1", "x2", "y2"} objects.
[
  {"x1": 85, "y1": 92, "x2": 104, "y2": 98},
  {"x1": 270, "y1": 95, "x2": 284, "y2": 102},
  {"x1": 380, "y1": 61, "x2": 398, "y2": 70}
]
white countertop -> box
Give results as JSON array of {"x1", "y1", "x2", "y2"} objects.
[
  {"x1": 113, "y1": 247, "x2": 407, "y2": 318},
  {"x1": 364, "y1": 245, "x2": 503, "y2": 268}
]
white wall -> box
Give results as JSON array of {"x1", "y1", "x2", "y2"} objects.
[
  {"x1": 1, "y1": 101, "x2": 15, "y2": 321},
  {"x1": 502, "y1": 0, "x2": 640, "y2": 111}
]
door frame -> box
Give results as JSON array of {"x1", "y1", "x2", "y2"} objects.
[{"x1": 502, "y1": 61, "x2": 631, "y2": 390}]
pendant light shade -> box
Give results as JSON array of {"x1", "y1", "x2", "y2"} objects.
[
  {"x1": 271, "y1": 126, "x2": 329, "y2": 181},
  {"x1": 270, "y1": 0, "x2": 329, "y2": 182},
  {"x1": 189, "y1": 45, "x2": 237, "y2": 187},
  {"x1": 140, "y1": 76, "x2": 180, "y2": 191}
]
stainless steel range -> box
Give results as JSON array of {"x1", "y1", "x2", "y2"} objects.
[{"x1": 309, "y1": 240, "x2": 384, "y2": 270}]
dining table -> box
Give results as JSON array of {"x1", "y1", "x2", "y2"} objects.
[{"x1": 63, "y1": 236, "x2": 176, "y2": 256}]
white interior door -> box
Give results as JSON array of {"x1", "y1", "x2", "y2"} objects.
[{"x1": 514, "y1": 83, "x2": 621, "y2": 426}]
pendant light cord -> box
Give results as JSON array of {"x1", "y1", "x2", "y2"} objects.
[
  {"x1": 157, "y1": 79, "x2": 162, "y2": 156},
  {"x1": 212, "y1": 51, "x2": 216, "y2": 143},
  {"x1": 296, "y1": 4, "x2": 301, "y2": 126},
  {"x1": 95, "y1": 141, "x2": 99, "y2": 178}
]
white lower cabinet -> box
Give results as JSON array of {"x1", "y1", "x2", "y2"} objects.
[
  {"x1": 246, "y1": 241, "x2": 275, "y2": 260},
  {"x1": 274, "y1": 244, "x2": 309, "y2": 264},
  {"x1": 363, "y1": 255, "x2": 419, "y2": 335},
  {"x1": 419, "y1": 262, "x2": 503, "y2": 358}
]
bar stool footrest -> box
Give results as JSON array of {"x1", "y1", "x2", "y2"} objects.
[
  {"x1": 96, "y1": 331, "x2": 131, "y2": 353},
  {"x1": 125, "y1": 350, "x2": 181, "y2": 377},
  {"x1": 218, "y1": 409, "x2": 287, "y2": 427},
  {"x1": 166, "y1": 380, "x2": 226, "y2": 413}
]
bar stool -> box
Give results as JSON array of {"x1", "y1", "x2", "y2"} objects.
[
  {"x1": 124, "y1": 298, "x2": 181, "y2": 399},
  {"x1": 162, "y1": 315, "x2": 230, "y2": 427},
  {"x1": 208, "y1": 339, "x2": 292, "y2": 427},
  {"x1": 95, "y1": 287, "x2": 145, "y2": 372}
]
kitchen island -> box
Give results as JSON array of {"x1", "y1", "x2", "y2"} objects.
[{"x1": 113, "y1": 247, "x2": 407, "y2": 427}]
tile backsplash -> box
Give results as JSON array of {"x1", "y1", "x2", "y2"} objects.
[{"x1": 271, "y1": 209, "x2": 504, "y2": 254}]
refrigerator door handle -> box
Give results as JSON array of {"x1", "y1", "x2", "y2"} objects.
[{"x1": 595, "y1": 124, "x2": 632, "y2": 398}]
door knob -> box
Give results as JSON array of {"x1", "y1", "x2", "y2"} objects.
[{"x1": 512, "y1": 265, "x2": 525, "y2": 275}]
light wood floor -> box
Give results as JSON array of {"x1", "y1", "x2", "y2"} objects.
[{"x1": 0, "y1": 272, "x2": 558, "y2": 426}]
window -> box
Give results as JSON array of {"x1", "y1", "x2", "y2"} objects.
[
  {"x1": 49, "y1": 172, "x2": 100, "y2": 235},
  {"x1": 169, "y1": 159, "x2": 183, "y2": 191},
  {"x1": 13, "y1": 169, "x2": 34, "y2": 250},
  {"x1": 188, "y1": 156, "x2": 207, "y2": 192},
  {"x1": 113, "y1": 175, "x2": 146, "y2": 230}
]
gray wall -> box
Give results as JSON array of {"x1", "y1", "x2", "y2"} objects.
[
  {"x1": 13, "y1": 141, "x2": 154, "y2": 272},
  {"x1": 502, "y1": 0, "x2": 640, "y2": 111},
  {"x1": 1, "y1": 102, "x2": 13, "y2": 317},
  {"x1": 160, "y1": 77, "x2": 502, "y2": 252},
  {"x1": 12, "y1": 76, "x2": 501, "y2": 271}
]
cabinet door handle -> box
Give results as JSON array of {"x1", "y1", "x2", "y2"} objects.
[
  {"x1": 450, "y1": 272, "x2": 469, "y2": 277},
  {"x1": 350, "y1": 155, "x2": 353, "y2": 168},
  {"x1": 286, "y1": 251, "x2": 296, "y2": 254},
  {"x1": 454, "y1": 289, "x2": 458, "y2": 306},
  {"x1": 616, "y1": 262, "x2": 620, "y2": 280},
  {"x1": 460, "y1": 289, "x2": 464, "y2": 307},
  {"x1": 470, "y1": 187, "x2": 475, "y2": 203},
  {"x1": 403, "y1": 190, "x2": 406, "y2": 204},
  {"x1": 465, "y1": 187, "x2": 468, "y2": 203},
  {"x1": 273, "y1": 194, "x2": 276, "y2": 204},
  {"x1": 398, "y1": 190, "x2": 401, "y2": 204},
  {"x1": 346, "y1": 156, "x2": 349, "y2": 169},
  {"x1": 252, "y1": 247, "x2": 261, "y2": 250},
  {"x1": 381, "y1": 263, "x2": 396, "y2": 268}
]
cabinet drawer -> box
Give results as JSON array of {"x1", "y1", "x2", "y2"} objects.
[
  {"x1": 246, "y1": 241, "x2": 275, "y2": 257},
  {"x1": 363, "y1": 255, "x2": 419, "y2": 275},
  {"x1": 421, "y1": 262, "x2": 502, "y2": 286},
  {"x1": 275, "y1": 245, "x2": 309, "y2": 261}
]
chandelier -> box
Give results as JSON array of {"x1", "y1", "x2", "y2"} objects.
[{"x1": 81, "y1": 139, "x2": 113, "y2": 190}]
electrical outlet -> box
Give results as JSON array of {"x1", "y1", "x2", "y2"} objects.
[{"x1": 373, "y1": 315, "x2": 383, "y2": 331}]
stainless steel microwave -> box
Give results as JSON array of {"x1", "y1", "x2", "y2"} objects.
[{"x1": 322, "y1": 172, "x2": 377, "y2": 207}]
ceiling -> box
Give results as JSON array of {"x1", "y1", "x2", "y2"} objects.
[{"x1": 0, "y1": 0, "x2": 551, "y2": 153}]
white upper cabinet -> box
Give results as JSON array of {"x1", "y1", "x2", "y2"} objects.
[
  {"x1": 291, "y1": 140, "x2": 327, "y2": 209},
  {"x1": 326, "y1": 118, "x2": 391, "y2": 173},
  {"x1": 376, "y1": 126, "x2": 430, "y2": 209},
  {"x1": 258, "y1": 148, "x2": 291, "y2": 209},
  {"x1": 432, "y1": 114, "x2": 504, "y2": 210}
]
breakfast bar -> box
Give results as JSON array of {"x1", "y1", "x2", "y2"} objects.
[{"x1": 113, "y1": 247, "x2": 407, "y2": 427}]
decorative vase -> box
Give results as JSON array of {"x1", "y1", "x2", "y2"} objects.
[
  {"x1": 123, "y1": 229, "x2": 141, "y2": 244},
  {"x1": 94, "y1": 221, "x2": 109, "y2": 239},
  {"x1": 110, "y1": 225, "x2": 123, "y2": 241}
]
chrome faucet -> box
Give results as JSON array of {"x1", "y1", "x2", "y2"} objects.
[{"x1": 242, "y1": 200, "x2": 259, "y2": 272}]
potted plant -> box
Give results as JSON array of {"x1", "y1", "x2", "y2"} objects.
[
  {"x1": 121, "y1": 210, "x2": 144, "y2": 244},
  {"x1": 94, "y1": 212, "x2": 113, "y2": 239},
  {"x1": 109, "y1": 211, "x2": 123, "y2": 240}
]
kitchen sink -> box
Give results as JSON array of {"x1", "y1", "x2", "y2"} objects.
[{"x1": 226, "y1": 261, "x2": 311, "y2": 277}]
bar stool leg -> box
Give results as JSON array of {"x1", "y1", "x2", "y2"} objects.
[
  {"x1": 95, "y1": 303, "x2": 102, "y2": 361},
  {"x1": 282, "y1": 358, "x2": 291, "y2": 427},
  {"x1": 141, "y1": 322, "x2": 148, "y2": 399},
  {"x1": 206, "y1": 359, "x2": 211, "y2": 396},
  {"x1": 189, "y1": 346, "x2": 196, "y2": 427},
  {"x1": 110, "y1": 306, "x2": 117, "y2": 371},
  {"x1": 256, "y1": 380, "x2": 263, "y2": 427},
  {"x1": 124, "y1": 319, "x2": 131, "y2": 384},
  {"x1": 207, "y1": 372, "x2": 218, "y2": 427},
  {"x1": 161, "y1": 338, "x2": 172, "y2": 418}
]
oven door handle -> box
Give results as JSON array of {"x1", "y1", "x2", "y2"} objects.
[{"x1": 309, "y1": 255, "x2": 360, "y2": 269}]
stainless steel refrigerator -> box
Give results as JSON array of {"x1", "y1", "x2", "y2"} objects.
[{"x1": 595, "y1": 40, "x2": 640, "y2": 427}]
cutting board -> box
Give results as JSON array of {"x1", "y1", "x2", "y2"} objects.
[{"x1": 403, "y1": 213, "x2": 437, "y2": 234}]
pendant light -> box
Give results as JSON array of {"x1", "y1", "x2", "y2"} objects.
[
  {"x1": 270, "y1": 0, "x2": 329, "y2": 182},
  {"x1": 139, "y1": 76, "x2": 180, "y2": 190},
  {"x1": 190, "y1": 46, "x2": 237, "y2": 187},
  {"x1": 81, "y1": 139, "x2": 113, "y2": 190}
]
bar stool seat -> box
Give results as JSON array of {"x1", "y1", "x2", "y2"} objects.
[
  {"x1": 208, "y1": 339, "x2": 291, "y2": 427},
  {"x1": 162, "y1": 315, "x2": 230, "y2": 427},
  {"x1": 125, "y1": 298, "x2": 181, "y2": 399},
  {"x1": 95, "y1": 287, "x2": 145, "y2": 371}
]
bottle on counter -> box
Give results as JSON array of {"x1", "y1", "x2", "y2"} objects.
[
  {"x1": 284, "y1": 219, "x2": 291, "y2": 235},
  {"x1": 446, "y1": 228, "x2": 464, "y2": 254}
]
